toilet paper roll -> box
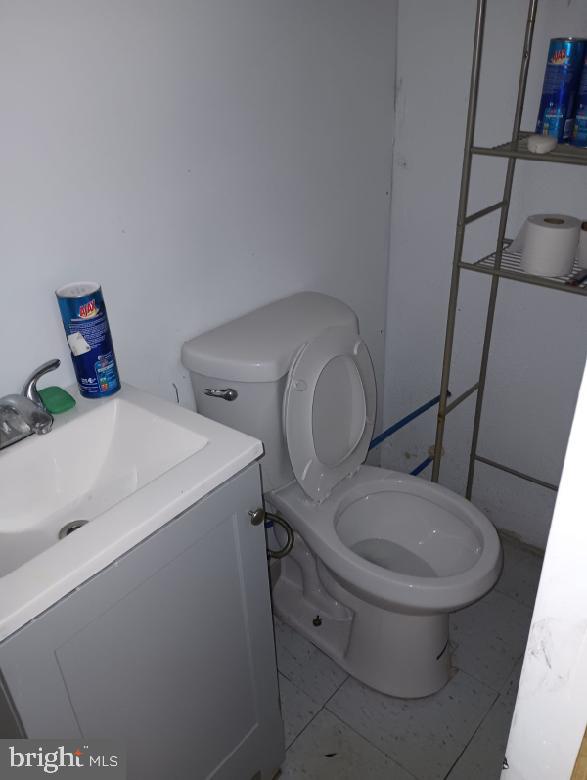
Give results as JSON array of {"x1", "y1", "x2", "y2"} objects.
[
  {"x1": 514, "y1": 214, "x2": 580, "y2": 276},
  {"x1": 577, "y1": 221, "x2": 587, "y2": 270}
]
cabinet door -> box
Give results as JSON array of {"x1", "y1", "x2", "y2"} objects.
[{"x1": 0, "y1": 465, "x2": 284, "y2": 780}]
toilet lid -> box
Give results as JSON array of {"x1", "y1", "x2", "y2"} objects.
[{"x1": 283, "y1": 326, "x2": 376, "y2": 502}]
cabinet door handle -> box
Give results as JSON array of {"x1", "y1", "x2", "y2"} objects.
[
  {"x1": 203, "y1": 388, "x2": 238, "y2": 401},
  {"x1": 248, "y1": 507, "x2": 266, "y2": 526}
]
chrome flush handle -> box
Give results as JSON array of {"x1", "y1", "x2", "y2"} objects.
[{"x1": 203, "y1": 388, "x2": 238, "y2": 402}]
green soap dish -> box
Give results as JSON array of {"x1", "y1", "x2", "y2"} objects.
[{"x1": 39, "y1": 387, "x2": 76, "y2": 414}]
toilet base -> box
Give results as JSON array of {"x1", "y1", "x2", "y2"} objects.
[{"x1": 273, "y1": 553, "x2": 451, "y2": 699}]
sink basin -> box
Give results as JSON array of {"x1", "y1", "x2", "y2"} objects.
[
  {"x1": 0, "y1": 397, "x2": 207, "y2": 576},
  {"x1": 0, "y1": 384, "x2": 262, "y2": 641}
]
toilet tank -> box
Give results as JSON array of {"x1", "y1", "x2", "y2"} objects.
[{"x1": 181, "y1": 292, "x2": 358, "y2": 492}]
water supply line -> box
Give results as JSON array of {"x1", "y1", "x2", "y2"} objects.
[{"x1": 264, "y1": 512, "x2": 294, "y2": 559}]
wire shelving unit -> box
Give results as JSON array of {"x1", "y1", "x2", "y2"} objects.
[{"x1": 431, "y1": 0, "x2": 587, "y2": 498}]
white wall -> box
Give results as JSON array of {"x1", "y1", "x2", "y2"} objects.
[
  {"x1": 383, "y1": 0, "x2": 587, "y2": 548},
  {"x1": 502, "y1": 357, "x2": 587, "y2": 780},
  {"x1": 0, "y1": 1, "x2": 396, "y2": 426}
]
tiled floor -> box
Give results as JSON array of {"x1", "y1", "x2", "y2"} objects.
[{"x1": 275, "y1": 536, "x2": 543, "y2": 780}]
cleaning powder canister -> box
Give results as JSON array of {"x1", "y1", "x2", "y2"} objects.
[
  {"x1": 56, "y1": 282, "x2": 120, "y2": 398},
  {"x1": 515, "y1": 214, "x2": 580, "y2": 277},
  {"x1": 535, "y1": 38, "x2": 586, "y2": 141},
  {"x1": 571, "y1": 54, "x2": 587, "y2": 147}
]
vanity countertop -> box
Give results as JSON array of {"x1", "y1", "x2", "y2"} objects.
[{"x1": 0, "y1": 383, "x2": 263, "y2": 642}]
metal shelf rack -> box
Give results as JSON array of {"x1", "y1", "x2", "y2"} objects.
[
  {"x1": 461, "y1": 240, "x2": 587, "y2": 296},
  {"x1": 473, "y1": 130, "x2": 587, "y2": 166},
  {"x1": 431, "y1": 0, "x2": 587, "y2": 498}
]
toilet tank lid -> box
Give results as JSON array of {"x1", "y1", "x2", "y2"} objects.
[{"x1": 181, "y1": 292, "x2": 358, "y2": 382}]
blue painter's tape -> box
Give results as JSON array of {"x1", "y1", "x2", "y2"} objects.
[
  {"x1": 410, "y1": 456, "x2": 433, "y2": 477},
  {"x1": 369, "y1": 391, "x2": 450, "y2": 451}
]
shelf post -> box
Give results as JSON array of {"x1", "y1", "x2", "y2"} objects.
[
  {"x1": 465, "y1": 0, "x2": 539, "y2": 499},
  {"x1": 431, "y1": 0, "x2": 488, "y2": 483}
]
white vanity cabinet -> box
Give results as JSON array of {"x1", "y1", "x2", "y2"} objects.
[{"x1": 0, "y1": 464, "x2": 284, "y2": 780}]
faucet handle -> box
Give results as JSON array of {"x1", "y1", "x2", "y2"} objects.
[{"x1": 22, "y1": 359, "x2": 61, "y2": 408}]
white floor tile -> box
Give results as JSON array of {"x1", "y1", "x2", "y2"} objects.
[
  {"x1": 495, "y1": 541, "x2": 543, "y2": 608},
  {"x1": 326, "y1": 670, "x2": 497, "y2": 780},
  {"x1": 274, "y1": 617, "x2": 347, "y2": 706},
  {"x1": 451, "y1": 590, "x2": 532, "y2": 690},
  {"x1": 445, "y1": 661, "x2": 522, "y2": 780},
  {"x1": 278, "y1": 674, "x2": 321, "y2": 748},
  {"x1": 445, "y1": 696, "x2": 512, "y2": 780},
  {"x1": 280, "y1": 709, "x2": 415, "y2": 779},
  {"x1": 498, "y1": 658, "x2": 522, "y2": 703}
]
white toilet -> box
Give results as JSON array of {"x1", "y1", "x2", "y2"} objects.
[{"x1": 182, "y1": 292, "x2": 502, "y2": 698}]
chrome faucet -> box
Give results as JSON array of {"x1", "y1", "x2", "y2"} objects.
[
  {"x1": 23, "y1": 359, "x2": 61, "y2": 408},
  {"x1": 0, "y1": 359, "x2": 61, "y2": 450}
]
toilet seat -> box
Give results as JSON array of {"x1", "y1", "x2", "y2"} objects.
[{"x1": 283, "y1": 326, "x2": 376, "y2": 502}]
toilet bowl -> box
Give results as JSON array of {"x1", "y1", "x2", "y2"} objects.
[
  {"x1": 182, "y1": 292, "x2": 503, "y2": 698},
  {"x1": 269, "y1": 465, "x2": 502, "y2": 697}
]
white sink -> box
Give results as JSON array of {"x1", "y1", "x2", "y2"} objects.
[
  {"x1": 0, "y1": 397, "x2": 207, "y2": 576},
  {"x1": 0, "y1": 384, "x2": 262, "y2": 641}
]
